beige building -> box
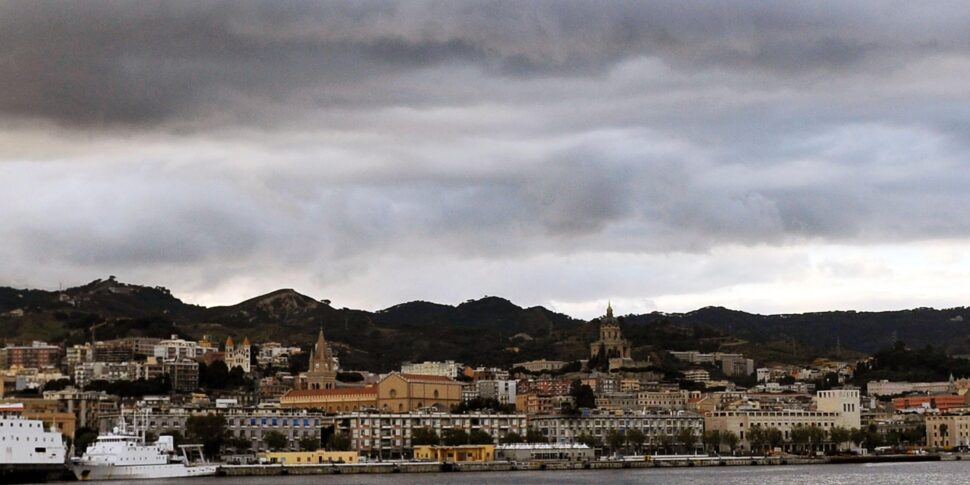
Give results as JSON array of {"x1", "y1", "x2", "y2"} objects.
[
  {"x1": 414, "y1": 444, "x2": 495, "y2": 462},
  {"x1": 926, "y1": 414, "x2": 970, "y2": 449},
  {"x1": 280, "y1": 386, "x2": 378, "y2": 412},
  {"x1": 281, "y1": 372, "x2": 462, "y2": 413},
  {"x1": 589, "y1": 303, "x2": 632, "y2": 362},
  {"x1": 259, "y1": 450, "x2": 358, "y2": 464},
  {"x1": 377, "y1": 373, "x2": 462, "y2": 412},
  {"x1": 305, "y1": 329, "x2": 337, "y2": 390},
  {"x1": 706, "y1": 388, "x2": 861, "y2": 450},
  {"x1": 638, "y1": 390, "x2": 689, "y2": 410}
]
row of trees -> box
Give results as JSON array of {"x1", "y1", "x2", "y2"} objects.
[
  {"x1": 575, "y1": 428, "x2": 701, "y2": 454},
  {"x1": 411, "y1": 427, "x2": 497, "y2": 446},
  {"x1": 744, "y1": 424, "x2": 925, "y2": 455}
]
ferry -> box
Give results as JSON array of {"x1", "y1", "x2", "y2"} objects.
[
  {"x1": 70, "y1": 416, "x2": 217, "y2": 481},
  {"x1": 0, "y1": 403, "x2": 69, "y2": 483}
]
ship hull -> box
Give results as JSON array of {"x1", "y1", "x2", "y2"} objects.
[
  {"x1": 0, "y1": 463, "x2": 73, "y2": 484},
  {"x1": 71, "y1": 463, "x2": 218, "y2": 481}
]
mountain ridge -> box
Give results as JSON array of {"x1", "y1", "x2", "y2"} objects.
[{"x1": 2, "y1": 278, "x2": 969, "y2": 370}]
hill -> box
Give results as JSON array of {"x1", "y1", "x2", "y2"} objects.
[{"x1": 2, "y1": 278, "x2": 969, "y2": 371}]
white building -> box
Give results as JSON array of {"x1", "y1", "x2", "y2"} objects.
[
  {"x1": 513, "y1": 360, "x2": 568, "y2": 373},
  {"x1": 334, "y1": 411, "x2": 528, "y2": 458},
  {"x1": 531, "y1": 411, "x2": 704, "y2": 447},
  {"x1": 477, "y1": 379, "x2": 517, "y2": 405},
  {"x1": 153, "y1": 335, "x2": 204, "y2": 360},
  {"x1": 400, "y1": 360, "x2": 461, "y2": 378},
  {"x1": 225, "y1": 336, "x2": 252, "y2": 374}
]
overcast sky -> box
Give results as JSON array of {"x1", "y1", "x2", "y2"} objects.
[{"x1": 2, "y1": 1, "x2": 969, "y2": 318}]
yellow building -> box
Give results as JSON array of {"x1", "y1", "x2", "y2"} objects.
[
  {"x1": 259, "y1": 450, "x2": 359, "y2": 464},
  {"x1": 413, "y1": 444, "x2": 495, "y2": 462},
  {"x1": 2, "y1": 398, "x2": 76, "y2": 438},
  {"x1": 377, "y1": 373, "x2": 462, "y2": 413}
]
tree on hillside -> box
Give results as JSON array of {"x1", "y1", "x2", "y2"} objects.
[
  {"x1": 569, "y1": 380, "x2": 597, "y2": 409},
  {"x1": 500, "y1": 432, "x2": 523, "y2": 444}
]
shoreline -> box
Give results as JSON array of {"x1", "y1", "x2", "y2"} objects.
[{"x1": 216, "y1": 453, "x2": 943, "y2": 477}]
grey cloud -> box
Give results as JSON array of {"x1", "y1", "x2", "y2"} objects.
[{"x1": 2, "y1": 1, "x2": 968, "y2": 126}]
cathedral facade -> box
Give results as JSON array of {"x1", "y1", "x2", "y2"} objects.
[
  {"x1": 590, "y1": 302, "x2": 631, "y2": 360},
  {"x1": 304, "y1": 328, "x2": 338, "y2": 390},
  {"x1": 225, "y1": 336, "x2": 251, "y2": 373}
]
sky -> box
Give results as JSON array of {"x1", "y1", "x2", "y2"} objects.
[{"x1": 2, "y1": 1, "x2": 969, "y2": 319}]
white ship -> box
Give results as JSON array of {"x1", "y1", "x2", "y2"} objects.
[
  {"x1": 0, "y1": 403, "x2": 68, "y2": 483},
  {"x1": 70, "y1": 416, "x2": 217, "y2": 481}
]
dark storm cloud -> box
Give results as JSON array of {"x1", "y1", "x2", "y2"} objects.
[
  {"x1": 2, "y1": 1, "x2": 968, "y2": 126},
  {"x1": 2, "y1": 1, "x2": 970, "y2": 312}
]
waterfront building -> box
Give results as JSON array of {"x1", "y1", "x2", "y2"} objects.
[
  {"x1": 111, "y1": 407, "x2": 328, "y2": 453},
  {"x1": 926, "y1": 414, "x2": 970, "y2": 448},
  {"x1": 413, "y1": 444, "x2": 495, "y2": 462},
  {"x1": 814, "y1": 388, "x2": 862, "y2": 429},
  {"x1": 530, "y1": 411, "x2": 704, "y2": 447},
  {"x1": 707, "y1": 388, "x2": 860, "y2": 450},
  {"x1": 400, "y1": 360, "x2": 461, "y2": 379},
  {"x1": 258, "y1": 450, "x2": 358, "y2": 464},
  {"x1": 496, "y1": 443, "x2": 593, "y2": 462},
  {"x1": 332, "y1": 411, "x2": 527, "y2": 459}
]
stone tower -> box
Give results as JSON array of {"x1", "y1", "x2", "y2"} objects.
[{"x1": 305, "y1": 327, "x2": 337, "y2": 390}]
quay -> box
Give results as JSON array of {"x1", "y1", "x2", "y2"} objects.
[{"x1": 218, "y1": 455, "x2": 844, "y2": 476}]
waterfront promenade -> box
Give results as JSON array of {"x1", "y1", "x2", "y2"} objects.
[{"x1": 218, "y1": 453, "x2": 944, "y2": 477}]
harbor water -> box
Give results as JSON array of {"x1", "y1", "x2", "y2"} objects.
[{"x1": 44, "y1": 461, "x2": 970, "y2": 485}]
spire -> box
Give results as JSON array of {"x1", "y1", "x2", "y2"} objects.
[
  {"x1": 606, "y1": 300, "x2": 614, "y2": 319},
  {"x1": 225, "y1": 335, "x2": 234, "y2": 348},
  {"x1": 242, "y1": 336, "x2": 251, "y2": 347},
  {"x1": 315, "y1": 327, "x2": 327, "y2": 354}
]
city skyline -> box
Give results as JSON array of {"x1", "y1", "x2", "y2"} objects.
[{"x1": 2, "y1": 2, "x2": 970, "y2": 319}]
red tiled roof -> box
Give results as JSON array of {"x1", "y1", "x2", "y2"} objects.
[
  {"x1": 396, "y1": 373, "x2": 457, "y2": 383},
  {"x1": 283, "y1": 385, "x2": 377, "y2": 398}
]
